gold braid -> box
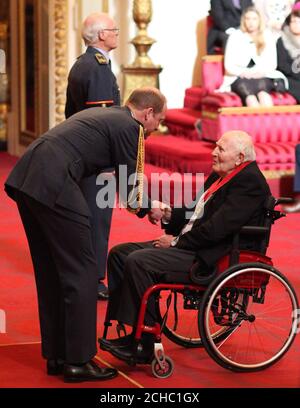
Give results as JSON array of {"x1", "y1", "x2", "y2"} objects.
[{"x1": 127, "y1": 125, "x2": 145, "y2": 214}]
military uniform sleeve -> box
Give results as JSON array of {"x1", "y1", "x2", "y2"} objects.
[
  {"x1": 85, "y1": 65, "x2": 117, "y2": 108},
  {"x1": 65, "y1": 85, "x2": 77, "y2": 119}
]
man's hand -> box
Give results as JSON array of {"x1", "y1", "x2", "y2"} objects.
[
  {"x1": 148, "y1": 208, "x2": 163, "y2": 225},
  {"x1": 148, "y1": 200, "x2": 171, "y2": 225},
  {"x1": 152, "y1": 234, "x2": 175, "y2": 248}
]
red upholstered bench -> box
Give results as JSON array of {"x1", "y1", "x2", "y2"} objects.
[
  {"x1": 200, "y1": 55, "x2": 300, "y2": 140},
  {"x1": 199, "y1": 55, "x2": 300, "y2": 172},
  {"x1": 255, "y1": 141, "x2": 297, "y2": 171},
  {"x1": 164, "y1": 108, "x2": 202, "y2": 141},
  {"x1": 202, "y1": 103, "x2": 300, "y2": 144},
  {"x1": 145, "y1": 135, "x2": 214, "y2": 175},
  {"x1": 183, "y1": 86, "x2": 206, "y2": 110}
]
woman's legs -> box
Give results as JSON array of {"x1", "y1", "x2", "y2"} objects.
[
  {"x1": 245, "y1": 94, "x2": 260, "y2": 107},
  {"x1": 231, "y1": 77, "x2": 274, "y2": 106},
  {"x1": 256, "y1": 78, "x2": 274, "y2": 106},
  {"x1": 231, "y1": 78, "x2": 258, "y2": 106},
  {"x1": 257, "y1": 91, "x2": 273, "y2": 106}
]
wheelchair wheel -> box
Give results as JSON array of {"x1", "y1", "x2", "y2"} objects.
[
  {"x1": 199, "y1": 263, "x2": 299, "y2": 372},
  {"x1": 157, "y1": 289, "x2": 238, "y2": 348},
  {"x1": 151, "y1": 356, "x2": 174, "y2": 379}
]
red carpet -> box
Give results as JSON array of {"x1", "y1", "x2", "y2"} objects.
[{"x1": 1, "y1": 152, "x2": 300, "y2": 388}]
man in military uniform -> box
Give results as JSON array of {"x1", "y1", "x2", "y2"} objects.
[
  {"x1": 65, "y1": 13, "x2": 121, "y2": 300},
  {"x1": 5, "y1": 87, "x2": 167, "y2": 382}
]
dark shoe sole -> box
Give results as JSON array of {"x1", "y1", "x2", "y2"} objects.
[
  {"x1": 99, "y1": 343, "x2": 110, "y2": 352},
  {"x1": 64, "y1": 371, "x2": 118, "y2": 383},
  {"x1": 47, "y1": 360, "x2": 64, "y2": 376},
  {"x1": 47, "y1": 368, "x2": 64, "y2": 376},
  {"x1": 98, "y1": 336, "x2": 133, "y2": 351},
  {"x1": 109, "y1": 348, "x2": 153, "y2": 365}
]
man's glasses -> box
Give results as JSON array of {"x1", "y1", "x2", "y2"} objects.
[{"x1": 101, "y1": 28, "x2": 120, "y2": 34}]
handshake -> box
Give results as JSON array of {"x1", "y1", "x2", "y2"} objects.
[{"x1": 148, "y1": 200, "x2": 172, "y2": 225}]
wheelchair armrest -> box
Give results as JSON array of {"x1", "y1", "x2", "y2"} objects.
[
  {"x1": 276, "y1": 197, "x2": 294, "y2": 205},
  {"x1": 239, "y1": 226, "x2": 269, "y2": 236}
]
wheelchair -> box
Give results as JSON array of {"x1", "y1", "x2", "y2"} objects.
[{"x1": 101, "y1": 196, "x2": 299, "y2": 378}]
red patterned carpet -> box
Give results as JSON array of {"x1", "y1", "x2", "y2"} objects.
[{"x1": 1, "y1": 152, "x2": 300, "y2": 389}]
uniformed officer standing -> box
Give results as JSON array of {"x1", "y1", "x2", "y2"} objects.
[{"x1": 65, "y1": 13, "x2": 120, "y2": 300}]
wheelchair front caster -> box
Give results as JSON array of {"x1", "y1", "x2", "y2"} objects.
[
  {"x1": 151, "y1": 355, "x2": 174, "y2": 378},
  {"x1": 151, "y1": 341, "x2": 174, "y2": 378}
]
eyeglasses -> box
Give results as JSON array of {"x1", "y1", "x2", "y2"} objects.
[{"x1": 101, "y1": 28, "x2": 120, "y2": 34}]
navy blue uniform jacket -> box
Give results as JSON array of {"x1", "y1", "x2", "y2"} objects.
[{"x1": 65, "y1": 47, "x2": 120, "y2": 118}]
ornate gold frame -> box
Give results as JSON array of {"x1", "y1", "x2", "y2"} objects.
[
  {"x1": 18, "y1": 0, "x2": 39, "y2": 145},
  {"x1": 52, "y1": 0, "x2": 68, "y2": 125},
  {"x1": 102, "y1": 0, "x2": 109, "y2": 13}
]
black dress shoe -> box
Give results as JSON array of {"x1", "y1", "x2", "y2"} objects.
[
  {"x1": 99, "y1": 334, "x2": 133, "y2": 351},
  {"x1": 109, "y1": 343, "x2": 153, "y2": 365},
  {"x1": 63, "y1": 360, "x2": 118, "y2": 383},
  {"x1": 47, "y1": 359, "x2": 64, "y2": 375},
  {"x1": 97, "y1": 288, "x2": 109, "y2": 301}
]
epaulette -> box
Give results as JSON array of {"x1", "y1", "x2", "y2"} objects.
[{"x1": 95, "y1": 53, "x2": 108, "y2": 65}]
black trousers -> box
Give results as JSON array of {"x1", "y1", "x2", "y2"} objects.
[
  {"x1": 15, "y1": 191, "x2": 98, "y2": 364},
  {"x1": 107, "y1": 242, "x2": 197, "y2": 327},
  {"x1": 80, "y1": 173, "x2": 114, "y2": 286}
]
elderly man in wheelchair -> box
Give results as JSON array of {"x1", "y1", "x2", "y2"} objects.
[{"x1": 99, "y1": 130, "x2": 299, "y2": 378}]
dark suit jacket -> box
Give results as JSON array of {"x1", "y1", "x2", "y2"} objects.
[
  {"x1": 164, "y1": 161, "x2": 270, "y2": 267},
  {"x1": 65, "y1": 47, "x2": 120, "y2": 118},
  {"x1": 5, "y1": 107, "x2": 148, "y2": 223},
  {"x1": 210, "y1": 0, "x2": 253, "y2": 31}
]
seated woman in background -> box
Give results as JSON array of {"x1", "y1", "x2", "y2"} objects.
[
  {"x1": 219, "y1": 6, "x2": 287, "y2": 106},
  {"x1": 276, "y1": 4, "x2": 300, "y2": 103}
]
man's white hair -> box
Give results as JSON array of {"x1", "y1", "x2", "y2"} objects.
[
  {"x1": 223, "y1": 130, "x2": 256, "y2": 161},
  {"x1": 81, "y1": 13, "x2": 110, "y2": 46}
]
